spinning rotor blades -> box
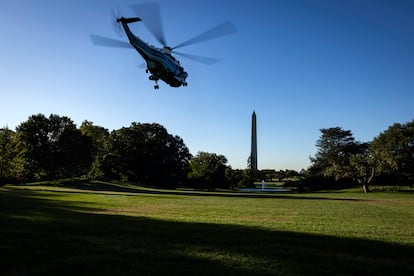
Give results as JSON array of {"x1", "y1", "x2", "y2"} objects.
[
  {"x1": 172, "y1": 21, "x2": 237, "y2": 50},
  {"x1": 129, "y1": 2, "x2": 237, "y2": 51},
  {"x1": 173, "y1": 52, "x2": 221, "y2": 65},
  {"x1": 90, "y1": 35, "x2": 131, "y2": 48},
  {"x1": 110, "y1": 6, "x2": 123, "y2": 36},
  {"x1": 171, "y1": 21, "x2": 237, "y2": 64},
  {"x1": 130, "y1": 3, "x2": 167, "y2": 47}
]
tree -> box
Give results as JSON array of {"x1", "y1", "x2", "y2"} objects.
[
  {"x1": 370, "y1": 120, "x2": 414, "y2": 184},
  {"x1": 246, "y1": 155, "x2": 259, "y2": 185},
  {"x1": 0, "y1": 127, "x2": 17, "y2": 185},
  {"x1": 189, "y1": 151, "x2": 228, "y2": 190},
  {"x1": 15, "y1": 114, "x2": 50, "y2": 179},
  {"x1": 15, "y1": 114, "x2": 93, "y2": 180},
  {"x1": 224, "y1": 169, "x2": 251, "y2": 188},
  {"x1": 349, "y1": 143, "x2": 375, "y2": 193},
  {"x1": 80, "y1": 121, "x2": 110, "y2": 180},
  {"x1": 309, "y1": 127, "x2": 380, "y2": 192},
  {"x1": 108, "y1": 123, "x2": 191, "y2": 187},
  {"x1": 309, "y1": 127, "x2": 357, "y2": 182},
  {"x1": 57, "y1": 124, "x2": 94, "y2": 178}
]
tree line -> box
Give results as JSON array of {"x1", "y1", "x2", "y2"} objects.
[
  {"x1": 0, "y1": 113, "x2": 235, "y2": 189},
  {"x1": 307, "y1": 120, "x2": 414, "y2": 192},
  {"x1": 1, "y1": 113, "x2": 413, "y2": 192}
]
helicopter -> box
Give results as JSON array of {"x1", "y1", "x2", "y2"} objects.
[{"x1": 90, "y1": 3, "x2": 237, "y2": 89}]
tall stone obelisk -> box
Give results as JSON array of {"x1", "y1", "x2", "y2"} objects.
[{"x1": 250, "y1": 111, "x2": 258, "y2": 171}]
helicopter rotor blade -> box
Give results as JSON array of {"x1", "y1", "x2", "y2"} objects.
[
  {"x1": 172, "y1": 21, "x2": 237, "y2": 50},
  {"x1": 110, "y1": 6, "x2": 123, "y2": 37},
  {"x1": 173, "y1": 51, "x2": 221, "y2": 65},
  {"x1": 90, "y1": 34, "x2": 131, "y2": 48},
  {"x1": 129, "y1": 2, "x2": 167, "y2": 46}
]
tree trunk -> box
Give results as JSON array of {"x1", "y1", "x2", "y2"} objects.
[{"x1": 361, "y1": 168, "x2": 374, "y2": 193}]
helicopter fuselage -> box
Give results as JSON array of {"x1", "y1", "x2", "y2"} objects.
[{"x1": 118, "y1": 17, "x2": 188, "y2": 89}]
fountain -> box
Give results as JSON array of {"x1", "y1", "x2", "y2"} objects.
[{"x1": 237, "y1": 180, "x2": 289, "y2": 193}]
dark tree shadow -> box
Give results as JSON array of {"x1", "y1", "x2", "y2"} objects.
[{"x1": 1, "y1": 189, "x2": 413, "y2": 275}]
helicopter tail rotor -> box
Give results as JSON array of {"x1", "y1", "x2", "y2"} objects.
[{"x1": 110, "y1": 5, "x2": 124, "y2": 36}]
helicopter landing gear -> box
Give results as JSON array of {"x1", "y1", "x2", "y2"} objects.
[
  {"x1": 149, "y1": 75, "x2": 160, "y2": 89},
  {"x1": 182, "y1": 82, "x2": 188, "y2": 87}
]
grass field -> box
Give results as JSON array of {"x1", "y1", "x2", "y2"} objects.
[{"x1": 1, "y1": 182, "x2": 413, "y2": 275}]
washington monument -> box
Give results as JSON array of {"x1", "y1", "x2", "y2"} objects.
[{"x1": 250, "y1": 111, "x2": 258, "y2": 171}]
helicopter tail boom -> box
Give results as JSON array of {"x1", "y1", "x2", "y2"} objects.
[{"x1": 116, "y1": 17, "x2": 141, "y2": 24}]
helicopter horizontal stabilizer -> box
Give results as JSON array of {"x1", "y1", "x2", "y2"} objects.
[{"x1": 116, "y1": 17, "x2": 141, "y2": 24}]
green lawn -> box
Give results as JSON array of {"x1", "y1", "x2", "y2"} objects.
[{"x1": 1, "y1": 183, "x2": 413, "y2": 275}]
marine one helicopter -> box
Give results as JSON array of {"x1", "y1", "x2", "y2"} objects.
[{"x1": 90, "y1": 3, "x2": 237, "y2": 89}]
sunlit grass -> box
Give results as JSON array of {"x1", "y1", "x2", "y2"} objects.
[{"x1": 1, "y1": 183, "x2": 413, "y2": 275}]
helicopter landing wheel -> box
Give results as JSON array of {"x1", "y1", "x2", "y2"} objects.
[{"x1": 154, "y1": 84, "x2": 159, "y2": 89}]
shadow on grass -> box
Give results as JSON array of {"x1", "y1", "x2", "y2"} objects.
[{"x1": 1, "y1": 189, "x2": 412, "y2": 275}]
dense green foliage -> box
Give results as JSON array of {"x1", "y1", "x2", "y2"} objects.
[
  {"x1": 15, "y1": 114, "x2": 94, "y2": 180},
  {"x1": 310, "y1": 127, "x2": 357, "y2": 179},
  {"x1": 308, "y1": 127, "x2": 372, "y2": 190},
  {"x1": 0, "y1": 128, "x2": 16, "y2": 185},
  {"x1": 1, "y1": 114, "x2": 413, "y2": 191},
  {"x1": 79, "y1": 120, "x2": 110, "y2": 180},
  {"x1": 189, "y1": 151, "x2": 229, "y2": 190},
  {"x1": 1, "y1": 114, "x2": 192, "y2": 188},
  {"x1": 105, "y1": 122, "x2": 192, "y2": 187},
  {"x1": 308, "y1": 120, "x2": 414, "y2": 192},
  {"x1": 1, "y1": 183, "x2": 413, "y2": 275},
  {"x1": 371, "y1": 121, "x2": 414, "y2": 184}
]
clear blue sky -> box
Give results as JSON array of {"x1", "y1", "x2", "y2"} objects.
[{"x1": 1, "y1": 0, "x2": 414, "y2": 170}]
